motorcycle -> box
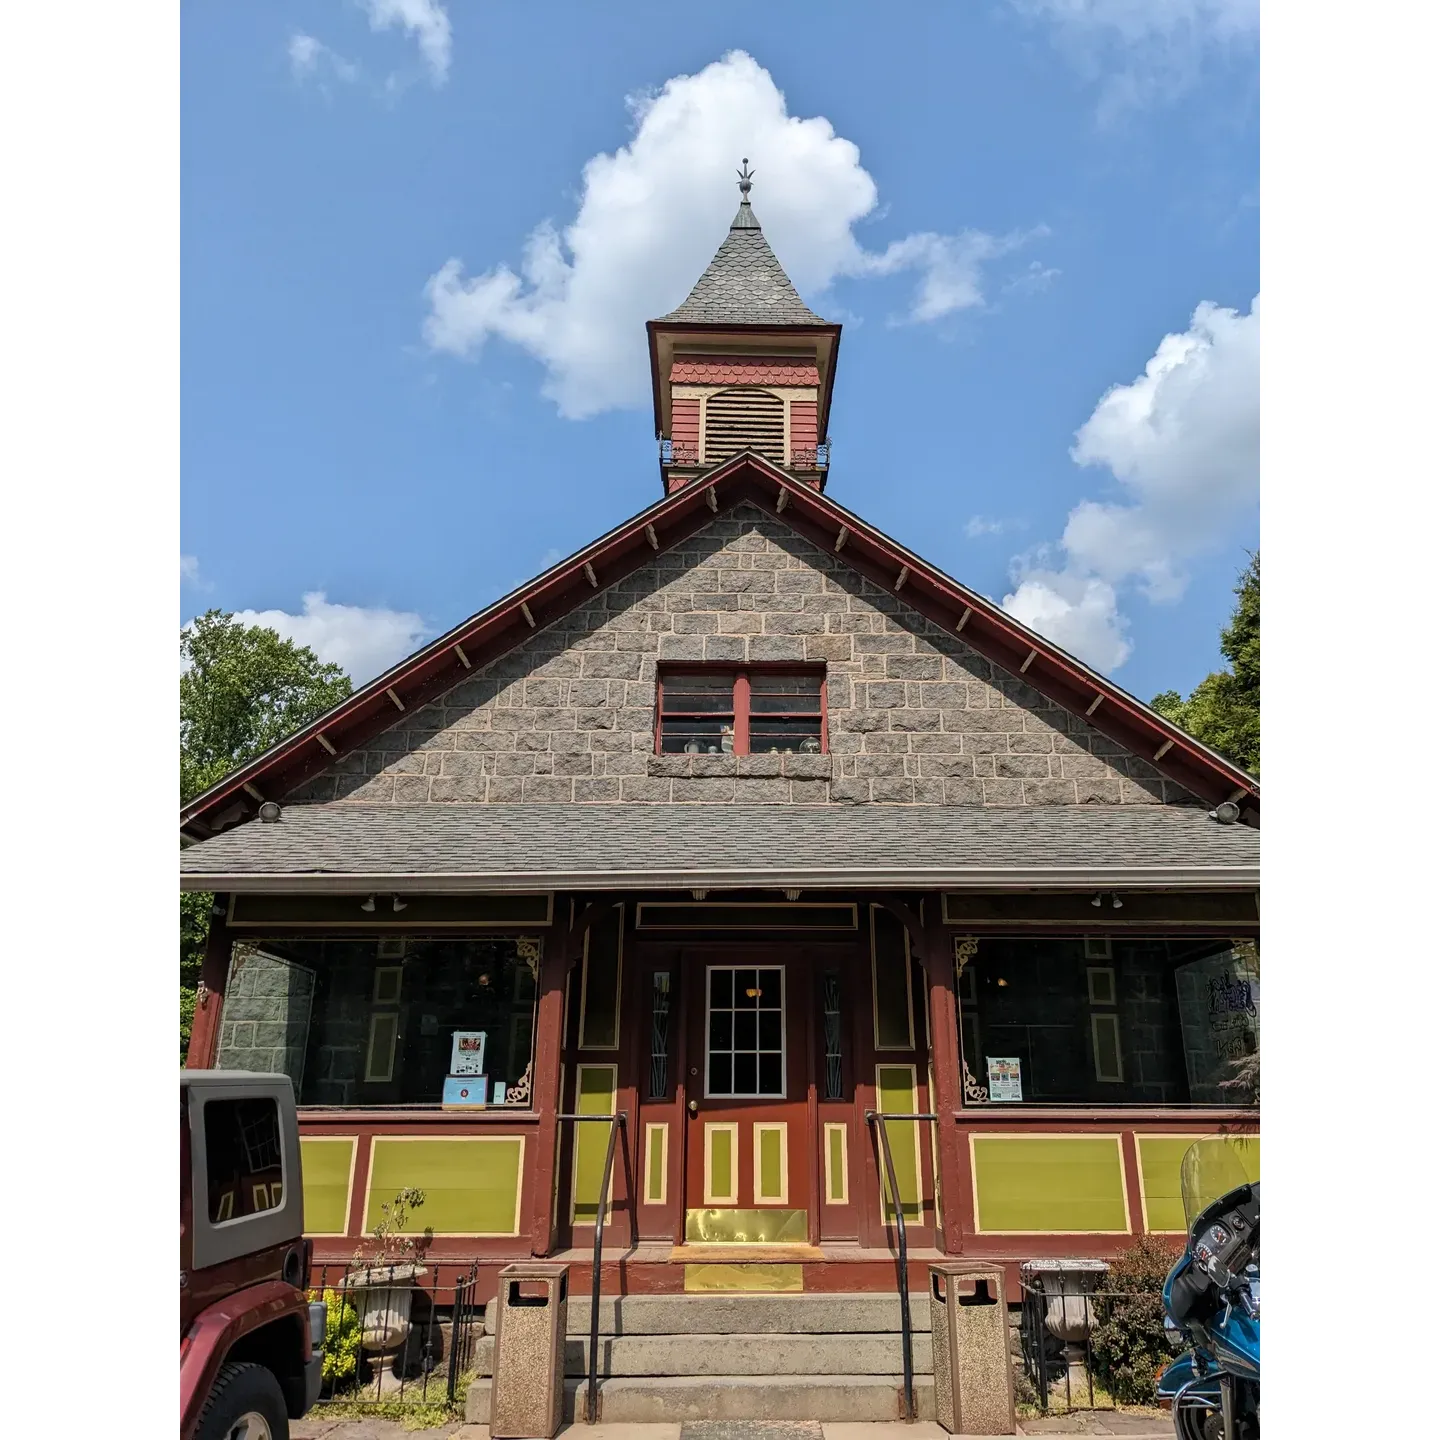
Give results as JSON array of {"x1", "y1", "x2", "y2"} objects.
[{"x1": 1155, "y1": 1138, "x2": 1259, "y2": 1440}]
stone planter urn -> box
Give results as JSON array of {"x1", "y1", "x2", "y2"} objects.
[
  {"x1": 347, "y1": 1263, "x2": 428, "y2": 1358},
  {"x1": 1020, "y1": 1258, "x2": 1109, "y2": 1399}
]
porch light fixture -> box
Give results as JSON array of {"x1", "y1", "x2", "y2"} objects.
[
  {"x1": 1091, "y1": 893, "x2": 1103, "y2": 908},
  {"x1": 360, "y1": 894, "x2": 376, "y2": 913},
  {"x1": 1112, "y1": 893, "x2": 1123, "y2": 910},
  {"x1": 392, "y1": 895, "x2": 408, "y2": 913}
]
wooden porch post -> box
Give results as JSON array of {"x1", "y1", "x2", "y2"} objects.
[
  {"x1": 528, "y1": 904, "x2": 576, "y2": 1257},
  {"x1": 920, "y1": 926, "x2": 967, "y2": 1255},
  {"x1": 185, "y1": 898, "x2": 231, "y2": 1070}
]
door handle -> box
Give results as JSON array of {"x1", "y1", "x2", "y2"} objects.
[{"x1": 687, "y1": 1100, "x2": 698, "y2": 1115}]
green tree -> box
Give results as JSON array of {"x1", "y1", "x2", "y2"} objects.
[
  {"x1": 1152, "y1": 553, "x2": 1259, "y2": 775},
  {"x1": 180, "y1": 611, "x2": 352, "y2": 1060}
]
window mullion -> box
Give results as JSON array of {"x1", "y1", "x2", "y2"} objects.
[{"x1": 733, "y1": 672, "x2": 751, "y2": 756}]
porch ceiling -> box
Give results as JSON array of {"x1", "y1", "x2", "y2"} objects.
[{"x1": 179, "y1": 803, "x2": 1259, "y2": 894}]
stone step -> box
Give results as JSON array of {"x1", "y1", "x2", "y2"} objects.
[
  {"x1": 467, "y1": 1373, "x2": 937, "y2": 1425},
  {"x1": 500, "y1": 1291, "x2": 932, "y2": 1336},
  {"x1": 472, "y1": 1329, "x2": 935, "y2": 1378}
]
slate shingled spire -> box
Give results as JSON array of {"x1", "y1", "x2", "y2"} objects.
[{"x1": 656, "y1": 159, "x2": 828, "y2": 326}]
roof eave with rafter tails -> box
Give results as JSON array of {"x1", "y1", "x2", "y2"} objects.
[{"x1": 180, "y1": 451, "x2": 1260, "y2": 840}]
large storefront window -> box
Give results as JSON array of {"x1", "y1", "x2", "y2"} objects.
[
  {"x1": 954, "y1": 935, "x2": 1258, "y2": 1107},
  {"x1": 214, "y1": 937, "x2": 539, "y2": 1107}
]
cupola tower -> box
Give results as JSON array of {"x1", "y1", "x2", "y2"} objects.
[{"x1": 647, "y1": 161, "x2": 842, "y2": 494}]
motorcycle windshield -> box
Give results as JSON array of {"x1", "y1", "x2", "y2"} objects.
[{"x1": 1180, "y1": 1136, "x2": 1259, "y2": 1229}]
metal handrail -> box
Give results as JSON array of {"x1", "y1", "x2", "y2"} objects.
[
  {"x1": 555, "y1": 1111, "x2": 632, "y2": 1424},
  {"x1": 865, "y1": 1109, "x2": 937, "y2": 1424}
]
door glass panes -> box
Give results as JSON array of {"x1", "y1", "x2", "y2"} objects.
[
  {"x1": 748, "y1": 674, "x2": 823, "y2": 754},
  {"x1": 659, "y1": 675, "x2": 735, "y2": 754},
  {"x1": 707, "y1": 965, "x2": 785, "y2": 1097}
]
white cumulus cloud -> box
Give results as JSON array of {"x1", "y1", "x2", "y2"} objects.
[
  {"x1": 1010, "y1": 0, "x2": 1258, "y2": 112},
  {"x1": 232, "y1": 592, "x2": 429, "y2": 685},
  {"x1": 288, "y1": 32, "x2": 359, "y2": 86},
  {"x1": 422, "y1": 51, "x2": 1046, "y2": 418},
  {"x1": 361, "y1": 0, "x2": 451, "y2": 86},
  {"x1": 1002, "y1": 295, "x2": 1258, "y2": 673},
  {"x1": 180, "y1": 554, "x2": 200, "y2": 585}
]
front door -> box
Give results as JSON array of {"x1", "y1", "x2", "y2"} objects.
[{"x1": 683, "y1": 955, "x2": 811, "y2": 1246}]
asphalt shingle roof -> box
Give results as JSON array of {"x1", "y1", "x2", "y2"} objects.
[
  {"x1": 656, "y1": 202, "x2": 828, "y2": 326},
  {"x1": 181, "y1": 803, "x2": 1259, "y2": 890}
]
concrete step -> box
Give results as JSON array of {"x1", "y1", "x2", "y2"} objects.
[
  {"x1": 524, "y1": 1292, "x2": 932, "y2": 1337},
  {"x1": 473, "y1": 1329, "x2": 935, "y2": 1378},
  {"x1": 467, "y1": 1373, "x2": 937, "y2": 1424}
]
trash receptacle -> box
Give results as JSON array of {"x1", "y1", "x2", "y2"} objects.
[
  {"x1": 929, "y1": 1261, "x2": 1015, "y2": 1436},
  {"x1": 490, "y1": 1262, "x2": 569, "y2": 1439}
]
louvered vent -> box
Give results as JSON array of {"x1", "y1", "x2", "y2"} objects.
[{"x1": 702, "y1": 388, "x2": 785, "y2": 465}]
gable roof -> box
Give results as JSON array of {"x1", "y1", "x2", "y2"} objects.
[
  {"x1": 655, "y1": 200, "x2": 828, "y2": 326},
  {"x1": 180, "y1": 451, "x2": 1260, "y2": 840}
]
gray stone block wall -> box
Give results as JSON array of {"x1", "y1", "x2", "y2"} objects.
[
  {"x1": 214, "y1": 948, "x2": 316, "y2": 1090},
  {"x1": 286, "y1": 503, "x2": 1197, "y2": 808}
]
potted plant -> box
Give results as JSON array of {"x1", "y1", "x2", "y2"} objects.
[{"x1": 346, "y1": 1186, "x2": 433, "y2": 1358}]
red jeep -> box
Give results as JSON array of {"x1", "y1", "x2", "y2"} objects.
[{"x1": 181, "y1": 1072, "x2": 325, "y2": 1440}]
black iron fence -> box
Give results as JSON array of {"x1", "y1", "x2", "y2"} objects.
[
  {"x1": 1018, "y1": 1274, "x2": 1167, "y2": 1414},
  {"x1": 309, "y1": 1260, "x2": 482, "y2": 1411}
]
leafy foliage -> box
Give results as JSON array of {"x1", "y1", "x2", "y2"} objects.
[
  {"x1": 180, "y1": 612, "x2": 352, "y2": 1058},
  {"x1": 1153, "y1": 553, "x2": 1259, "y2": 775},
  {"x1": 181, "y1": 610, "x2": 352, "y2": 803},
  {"x1": 1088, "y1": 1234, "x2": 1183, "y2": 1405},
  {"x1": 354, "y1": 1187, "x2": 434, "y2": 1268},
  {"x1": 312, "y1": 1288, "x2": 362, "y2": 1385}
]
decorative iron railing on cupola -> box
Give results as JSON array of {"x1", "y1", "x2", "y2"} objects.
[{"x1": 658, "y1": 437, "x2": 830, "y2": 471}]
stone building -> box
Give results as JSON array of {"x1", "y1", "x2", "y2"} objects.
[{"x1": 181, "y1": 169, "x2": 1259, "y2": 1422}]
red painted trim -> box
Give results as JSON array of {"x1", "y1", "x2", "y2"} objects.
[
  {"x1": 920, "y1": 930, "x2": 967, "y2": 1255},
  {"x1": 186, "y1": 908, "x2": 231, "y2": 1070},
  {"x1": 732, "y1": 671, "x2": 750, "y2": 756},
  {"x1": 180, "y1": 453, "x2": 1258, "y2": 835}
]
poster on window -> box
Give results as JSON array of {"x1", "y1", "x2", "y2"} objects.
[
  {"x1": 987, "y1": 1056, "x2": 1023, "y2": 1102},
  {"x1": 449, "y1": 1030, "x2": 488, "y2": 1076},
  {"x1": 442, "y1": 1076, "x2": 488, "y2": 1108}
]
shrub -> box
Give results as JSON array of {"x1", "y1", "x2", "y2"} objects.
[
  {"x1": 313, "y1": 1288, "x2": 361, "y2": 1386},
  {"x1": 1088, "y1": 1234, "x2": 1182, "y2": 1405}
]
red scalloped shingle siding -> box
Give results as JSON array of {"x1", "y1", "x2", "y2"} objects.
[{"x1": 671, "y1": 355, "x2": 820, "y2": 386}]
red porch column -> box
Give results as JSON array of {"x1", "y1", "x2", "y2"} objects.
[
  {"x1": 920, "y1": 927, "x2": 967, "y2": 1255},
  {"x1": 528, "y1": 908, "x2": 576, "y2": 1256},
  {"x1": 185, "y1": 898, "x2": 231, "y2": 1070}
]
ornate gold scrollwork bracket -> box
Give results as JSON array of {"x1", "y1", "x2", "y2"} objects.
[
  {"x1": 516, "y1": 937, "x2": 542, "y2": 978},
  {"x1": 503, "y1": 1059, "x2": 533, "y2": 1107},
  {"x1": 953, "y1": 935, "x2": 989, "y2": 1104}
]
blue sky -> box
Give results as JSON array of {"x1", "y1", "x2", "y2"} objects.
[{"x1": 181, "y1": 1, "x2": 1258, "y2": 701}]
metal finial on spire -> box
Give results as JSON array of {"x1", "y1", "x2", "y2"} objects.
[{"x1": 736, "y1": 158, "x2": 754, "y2": 200}]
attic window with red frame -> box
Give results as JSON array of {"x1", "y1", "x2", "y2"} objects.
[{"x1": 656, "y1": 667, "x2": 826, "y2": 756}]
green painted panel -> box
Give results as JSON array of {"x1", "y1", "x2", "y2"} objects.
[
  {"x1": 300, "y1": 1137, "x2": 354, "y2": 1235},
  {"x1": 876, "y1": 1066, "x2": 922, "y2": 1221},
  {"x1": 710, "y1": 1125, "x2": 734, "y2": 1202},
  {"x1": 573, "y1": 1065, "x2": 617, "y2": 1223},
  {"x1": 827, "y1": 1128, "x2": 846, "y2": 1203},
  {"x1": 645, "y1": 1128, "x2": 666, "y2": 1204},
  {"x1": 365, "y1": 1137, "x2": 523, "y2": 1236},
  {"x1": 758, "y1": 1127, "x2": 783, "y2": 1201},
  {"x1": 1138, "y1": 1135, "x2": 1261, "y2": 1233},
  {"x1": 973, "y1": 1136, "x2": 1128, "y2": 1234}
]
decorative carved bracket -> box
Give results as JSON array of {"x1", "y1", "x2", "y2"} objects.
[
  {"x1": 953, "y1": 936, "x2": 988, "y2": 1103},
  {"x1": 516, "y1": 937, "x2": 542, "y2": 979},
  {"x1": 504, "y1": 1059, "x2": 533, "y2": 1107}
]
